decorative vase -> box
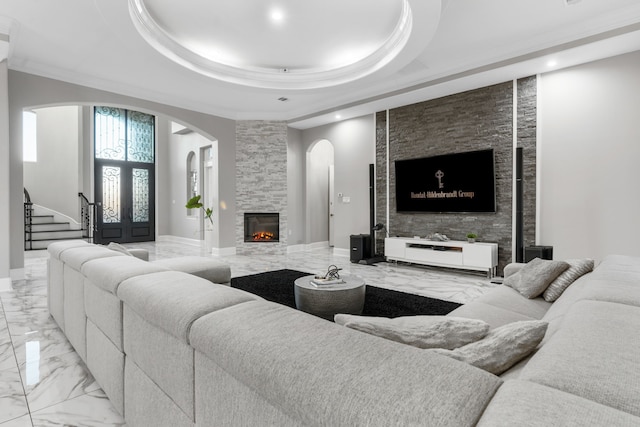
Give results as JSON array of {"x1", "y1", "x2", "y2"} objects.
[
  {"x1": 204, "y1": 229, "x2": 214, "y2": 254},
  {"x1": 467, "y1": 238, "x2": 475, "y2": 243}
]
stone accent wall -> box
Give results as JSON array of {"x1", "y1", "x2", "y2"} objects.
[
  {"x1": 376, "y1": 78, "x2": 537, "y2": 273},
  {"x1": 235, "y1": 120, "x2": 288, "y2": 255}
]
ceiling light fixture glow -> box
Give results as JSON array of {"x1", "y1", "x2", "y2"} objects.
[
  {"x1": 270, "y1": 9, "x2": 285, "y2": 23},
  {"x1": 547, "y1": 59, "x2": 558, "y2": 67}
]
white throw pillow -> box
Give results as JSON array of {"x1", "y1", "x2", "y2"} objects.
[
  {"x1": 543, "y1": 258, "x2": 594, "y2": 302},
  {"x1": 504, "y1": 258, "x2": 569, "y2": 299},
  {"x1": 107, "y1": 242, "x2": 133, "y2": 257},
  {"x1": 431, "y1": 320, "x2": 548, "y2": 375},
  {"x1": 334, "y1": 314, "x2": 490, "y2": 350}
]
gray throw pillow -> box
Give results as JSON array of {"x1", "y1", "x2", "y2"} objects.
[
  {"x1": 543, "y1": 258, "x2": 594, "y2": 302},
  {"x1": 334, "y1": 314, "x2": 490, "y2": 350},
  {"x1": 504, "y1": 258, "x2": 570, "y2": 298},
  {"x1": 107, "y1": 242, "x2": 133, "y2": 256},
  {"x1": 431, "y1": 320, "x2": 548, "y2": 375}
]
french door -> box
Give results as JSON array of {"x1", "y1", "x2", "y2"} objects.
[{"x1": 94, "y1": 107, "x2": 155, "y2": 244}]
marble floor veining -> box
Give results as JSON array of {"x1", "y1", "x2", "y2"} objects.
[{"x1": 0, "y1": 241, "x2": 496, "y2": 426}]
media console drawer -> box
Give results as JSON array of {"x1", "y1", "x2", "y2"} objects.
[{"x1": 405, "y1": 246, "x2": 463, "y2": 265}]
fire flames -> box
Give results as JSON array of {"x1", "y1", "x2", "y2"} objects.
[{"x1": 252, "y1": 231, "x2": 275, "y2": 241}]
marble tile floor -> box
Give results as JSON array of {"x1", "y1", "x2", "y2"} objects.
[{"x1": 0, "y1": 241, "x2": 497, "y2": 426}]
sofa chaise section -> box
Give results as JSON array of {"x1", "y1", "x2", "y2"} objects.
[
  {"x1": 117, "y1": 271, "x2": 260, "y2": 426},
  {"x1": 189, "y1": 300, "x2": 503, "y2": 426}
]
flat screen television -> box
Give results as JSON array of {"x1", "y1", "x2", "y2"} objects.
[{"x1": 395, "y1": 149, "x2": 496, "y2": 213}]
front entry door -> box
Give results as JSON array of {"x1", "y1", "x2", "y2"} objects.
[
  {"x1": 93, "y1": 106, "x2": 155, "y2": 244},
  {"x1": 95, "y1": 162, "x2": 155, "y2": 243}
]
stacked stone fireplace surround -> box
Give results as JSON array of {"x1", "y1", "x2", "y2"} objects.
[{"x1": 235, "y1": 120, "x2": 288, "y2": 256}]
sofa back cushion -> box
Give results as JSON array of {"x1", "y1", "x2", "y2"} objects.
[
  {"x1": 521, "y1": 300, "x2": 640, "y2": 417},
  {"x1": 118, "y1": 271, "x2": 259, "y2": 343}
]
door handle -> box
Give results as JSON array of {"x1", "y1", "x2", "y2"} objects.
[{"x1": 128, "y1": 208, "x2": 133, "y2": 221}]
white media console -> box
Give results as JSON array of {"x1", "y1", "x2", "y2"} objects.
[{"x1": 384, "y1": 237, "x2": 498, "y2": 278}]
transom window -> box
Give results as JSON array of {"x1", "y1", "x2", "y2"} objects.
[{"x1": 94, "y1": 106, "x2": 155, "y2": 163}]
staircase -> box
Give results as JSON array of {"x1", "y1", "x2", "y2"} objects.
[
  {"x1": 24, "y1": 189, "x2": 85, "y2": 250},
  {"x1": 26, "y1": 212, "x2": 84, "y2": 250}
]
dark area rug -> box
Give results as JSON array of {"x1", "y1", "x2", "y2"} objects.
[{"x1": 231, "y1": 269, "x2": 462, "y2": 318}]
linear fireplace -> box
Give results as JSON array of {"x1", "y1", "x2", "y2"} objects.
[{"x1": 244, "y1": 213, "x2": 280, "y2": 242}]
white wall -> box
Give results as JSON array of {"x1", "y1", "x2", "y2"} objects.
[
  {"x1": 301, "y1": 115, "x2": 375, "y2": 251},
  {"x1": 539, "y1": 51, "x2": 640, "y2": 261},
  {"x1": 0, "y1": 61, "x2": 10, "y2": 286},
  {"x1": 23, "y1": 106, "x2": 80, "y2": 221}
]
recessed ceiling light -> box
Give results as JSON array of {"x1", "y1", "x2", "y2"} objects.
[
  {"x1": 335, "y1": 114, "x2": 342, "y2": 120},
  {"x1": 270, "y1": 9, "x2": 285, "y2": 23},
  {"x1": 547, "y1": 60, "x2": 558, "y2": 68}
]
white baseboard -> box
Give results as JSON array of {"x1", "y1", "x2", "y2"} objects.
[
  {"x1": 158, "y1": 235, "x2": 236, "y2": 256},
  {"x1": 306, "y1": 241, "x2": 330, "y2": 251},
  {"x1": 0, "y1": 277, "x2": 12, "y2": 292},
  {"x1": 287, "y1": 244, "x2": 306, "y2": 254},
  {"x1": 212, "y1": 247, "x2": 236, "y2": 256},
  {"x1": 332, "y1": 247, "x2": 350, "y2": 258},
  {"x1": 10, "y1": 268, "x2": 24, "y2": 281},
  {"x1": 157, "y1": 235, "x2": 200, "y2": 247}
]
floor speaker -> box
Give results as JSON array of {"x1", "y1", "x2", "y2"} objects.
[
  {"x1": 350, "y1": 234, "x2": 371, "y2": 263},
  {"x1": 515, "y1": 146, "x2": 524, "y2": 262},
  {"x1": 525, "y1": 246, "x2": 553, "y2": 262}
]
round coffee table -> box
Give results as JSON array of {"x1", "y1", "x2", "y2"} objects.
[{"x1": 294, "y1": 274, "x2": 366, "y2": 320}]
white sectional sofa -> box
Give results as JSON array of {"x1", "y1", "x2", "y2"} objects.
[{"x1": 47, "y1": 240, "x2": 640, "y2": 426}]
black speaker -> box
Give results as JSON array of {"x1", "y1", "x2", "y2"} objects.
[
  {"x1": 369, "y1": 163, "x2": 375, "y2": 258},
  {"x1": 515, "y1": 146, "x2": 524, "y2": 262},
  {"x1": 525, "y1": 246, "x2": 553, "y2": 262},
  {"x1": 350, "y1": 234, "x2": 371, "y2": 263}
]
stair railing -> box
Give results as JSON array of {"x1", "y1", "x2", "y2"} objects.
[
  {"x1": 24, "y1": 188, "x2": 33, "y2": 250},
  {"x1": 79, "y1": 193, "x2": 96, "y2": 243}
]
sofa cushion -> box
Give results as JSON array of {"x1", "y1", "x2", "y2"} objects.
[
  {"x1": 543, "y1": 258, "x2": 594, "y2": 302},
  {"x1": 521, "y1": 300, "x2": 640, "y2": 417},
  {"x1": 504, "y1": 258, "x2": 569, "y2": 298},
  {"x1": 473, "y1": 286, "x2": 552, "y2": 320},
  {"x1": 432, "y1": 320, "x2": 548, "y2": 375},
  {"x1": 117, "y1": 271, "x2": 258, "y2": 343},
  {"x1": 82, "y1": 256, "x2": 168, "y2": 295},
  {"x1": 47, "y1": 239, "x2": 91, "y2": 260},
  {"x1": 107, "y1": 242, "x2": 133, "y2": 256},
  {"x1": 478, "y1": 380, "x2": 640, "y2": 426},
  {"x1": 334, "y1": 314, "x2": 490, "y2": 349},
  {"x1": 60, "y1": 246, "x2": 124, "y2": 271},
  {"x1": 153, "y1": 256, "x2": 231, "y2": 284},
  {"x1": 190, "y1": 300, "x2": 503, "y2": 427},
  {"x1": 446, "y1": 301, "x2": 536, "y2": 329}
]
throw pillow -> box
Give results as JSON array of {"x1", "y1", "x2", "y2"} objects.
[
  {"x1": 107, "y1": 242, "x2": 133, "y2": 257},
  {"x1": 431, "y1": 320, "x2": 548, "y2": 375},
  {"x1": 503, "y1": 258, "x2": 570, "y2": 299},
  {"x1": 543, "y1": 258, "x2": 594, "y2": 302},
  {"x1": 334, "y1": 314, "x2": 490, "y2": 350}
]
